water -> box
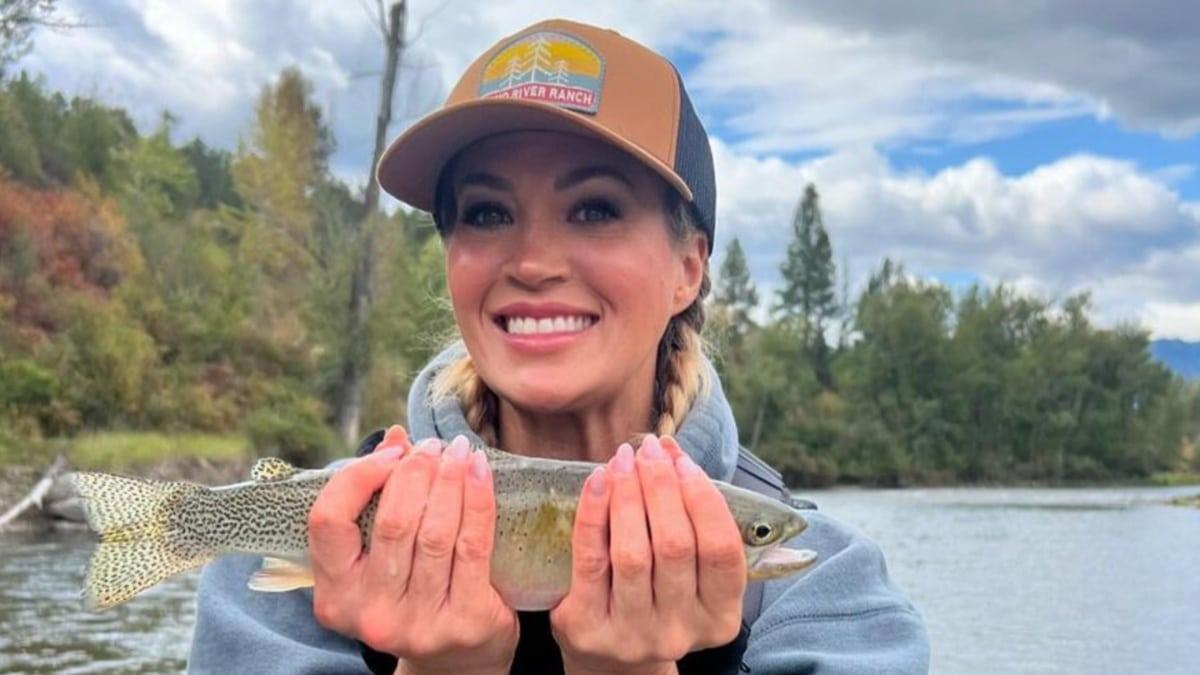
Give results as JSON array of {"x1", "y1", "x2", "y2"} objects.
[{"x1": 1, "y1": 486, "x2": 1198, "y2": 674}]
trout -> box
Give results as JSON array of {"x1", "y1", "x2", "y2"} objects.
[{"x1": 70, "y1": 447, "x2": 818, "y2": 611}]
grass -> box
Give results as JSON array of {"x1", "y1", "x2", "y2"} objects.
[
  {"x1": 1147, "y1": 472, "x2": 1200, "y2": 487},
  {"x1": 66, "y1": 431, "x2": 250, "y2": 471}
]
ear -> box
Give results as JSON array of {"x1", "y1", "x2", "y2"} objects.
[{"x1": 671, "y1": 235, "x2": 708, "y2": 315}]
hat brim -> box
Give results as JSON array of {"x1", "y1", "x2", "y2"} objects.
[{"x1": 376, "y1": 97, "x2": 694, "y2": 214}]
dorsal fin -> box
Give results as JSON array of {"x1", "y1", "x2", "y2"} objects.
[{"x1": 250, "y1": 457, "x2": 299, "y2": 482}]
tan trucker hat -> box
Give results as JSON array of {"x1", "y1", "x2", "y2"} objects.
[{"x1": 375, "y1": 18, "x2": 717, "y2": 250}]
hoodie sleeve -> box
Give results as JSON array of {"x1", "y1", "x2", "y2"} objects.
[
  {"x1": 187, "y1": 554, "x2": 370, "y2": 675},
  {"x1": 743, "y1": 512, "x2": 930, "y2": 674}
]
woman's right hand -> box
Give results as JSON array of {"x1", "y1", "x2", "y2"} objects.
[{"x1": 307, "y1": 426, "x2": 519, "y2": 675}]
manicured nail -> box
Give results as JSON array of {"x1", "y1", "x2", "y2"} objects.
[
  {"x1": 382, "y1": 425, "x2": 407, "y2": 443},
  {"x1": 612, "y1": 443, "x2": 635, "y2": 474},
  {"x1": 370, "y1": 445, "x2": 405, "y2": 462},
  {"x1": 589, "y1": 466, "x2": 608, "y2": 496},
  {"x1": 416, "y1": 438, "x2": 442, "y2": 455},
  {"x1": 640, "y1": 435, "x2": 666, "y2": 460},
  {"x1": 675, "y1": 453, "x2": 703, "y2": 477},
  {"x1": 446, "y1": 435, "x2": 471, "y2": 461},
  {"x1": 470, "y1": 449, "x2": 490, "y2": 480}
]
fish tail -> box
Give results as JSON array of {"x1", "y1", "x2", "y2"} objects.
[{"x1": 71, "y1": 472, "x2": 213, "y2": 611}]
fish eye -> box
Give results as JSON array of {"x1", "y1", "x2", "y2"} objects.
[{"x1": 747, "y1": 520, "x2": 776, "y2": 545}]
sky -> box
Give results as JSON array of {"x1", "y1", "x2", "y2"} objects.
[{"x1": 19, "y1": 0, "x2": 1200, "y2": 338}]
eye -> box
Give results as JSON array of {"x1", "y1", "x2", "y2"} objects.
[
  {"x1": 747, "y1": 521, "x2": 776, "y2": 545},
  {"x1": 460, "y1": 202, "x2": 512, "y2": 228},
  {"x1": 569, "y1": 198, "x2": 620, "y2": 224}
]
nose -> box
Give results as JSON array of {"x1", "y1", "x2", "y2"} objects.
[{"x1": 504, "y1": 220, "x2": 569, "y2": 289}]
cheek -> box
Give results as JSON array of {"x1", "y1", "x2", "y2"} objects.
[{"x1": 445, "y1": 240, "x2": 495, "y2": 318}]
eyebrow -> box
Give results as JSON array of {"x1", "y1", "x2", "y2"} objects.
[
  {"x1": 554, "y1": 165, "x2": 634, "y2": 191},
  {"x1": 457, "y1": 172, "x2": 513, "y2": 191},
  {"x1": 455, "y1": 164, "x2": 634, "y2": 193}
]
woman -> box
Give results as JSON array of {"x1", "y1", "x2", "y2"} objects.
[{"x1": 189, "y1": 18, "x2": 929, "y2": 675}]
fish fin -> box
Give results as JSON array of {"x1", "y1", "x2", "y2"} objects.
[
  {"x1": 250, "y1": 457, "x2": 299, "y2": 482},
  {"x1": 70, "y1": 472, "x2": 213, "y2": 611},
  {"x1": 248, "y1": 557, "x2": 314, "y2": 592}
]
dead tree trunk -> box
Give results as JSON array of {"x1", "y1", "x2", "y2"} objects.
[{"x1": 336, "y1": 0, "x2": 407, "y2": 448}]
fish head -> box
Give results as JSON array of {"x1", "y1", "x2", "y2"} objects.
[{"x1": 722, "y1": 487, "x2": 819, "y2": 581}]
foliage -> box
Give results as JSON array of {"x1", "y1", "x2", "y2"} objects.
[{"x1": 0, "y1": 70, "x2": 1195, "y2": 484}]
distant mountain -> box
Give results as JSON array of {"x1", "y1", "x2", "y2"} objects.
[{"x1": 1150, "y1": 340, "x2": 1200, "y2": 380}]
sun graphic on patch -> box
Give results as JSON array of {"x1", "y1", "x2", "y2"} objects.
[{"x1": 479, "y1": 30, "x2": 606, "y2": 114}]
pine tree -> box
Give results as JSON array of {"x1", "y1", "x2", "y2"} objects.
[
  {"x1": 775, "y1": 183, "x2": 838, "y2": 387},
  {"x1": 714, "y1": 237, "x2": 759, "y2": 343}
]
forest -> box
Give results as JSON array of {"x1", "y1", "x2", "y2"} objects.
[{"x1": 1, "y1": 68, "x2": 1197, "y2": 486}]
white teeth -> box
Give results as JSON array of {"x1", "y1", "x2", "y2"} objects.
[{"x1": 504, "y1": 315, "x2": 595, "y2": 335}]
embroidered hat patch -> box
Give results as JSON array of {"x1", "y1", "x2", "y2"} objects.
[{"x1": 478, "y1": 31, "x2": 605, "y2": 114}]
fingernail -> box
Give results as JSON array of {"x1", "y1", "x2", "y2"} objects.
[
  {"x1": 383, "y1": 425, "x2": 407, "y2": 442},
  {"x1": 370, "y1": 445, "x2": 405, "y2": 462},
  {"x1": 611, "y1": 443, "x2": 634, "y2": 474},
  {"x1": 675, "y1": 453, "x2": 703, "y2": 477},
  {"x1": 589, "y1": 466, "x2": 608, "y2": 496},
  {"x1": 470, "y1": 449, "x2": 489, "y2": 480},
  {"x1": 446, "y1": 435, "x2": 470, "y2": 461},
  {"x1": 640, "y1": 435, "x2": 665, "y2": 461},
  {"x1": 416, "y1": 438, "x2": 442, "y2": 455}
]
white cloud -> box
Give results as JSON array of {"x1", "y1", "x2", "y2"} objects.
[{"x1": 711, "y1": 141, "x2": 1200, "y2": 337}]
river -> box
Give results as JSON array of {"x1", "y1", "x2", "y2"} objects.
[{"x1": 2, "y1": 484, "x2": 1198, "y2": 674}]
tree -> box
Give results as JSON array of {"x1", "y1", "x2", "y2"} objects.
[
  {"x1": 335, "y1": 0, "x2": 407, "y2": 447},
  {"x1": 713, "y1": 237, "x2": 759, "y2": 345},
  {"x1": 0, "y1": 0, "x2": 55, "y2": 71},
  {"x1": 776, "y1": 183, "x2": 837, "y2": 388}
]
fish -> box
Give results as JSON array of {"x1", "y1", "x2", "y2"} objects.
[{"x1": 70, "y1": 447, "x2": 818, "y2": 611}]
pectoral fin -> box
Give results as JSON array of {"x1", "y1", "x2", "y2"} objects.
[{"x1": 247, "y1": 557, "x2": 315, "y2": 592}]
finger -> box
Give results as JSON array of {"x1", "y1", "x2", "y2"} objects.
[
  {"x1": 658, "y1": 435, "x2": 688, "y2": 462},
  {"x1": 558, "y1": 464, "x2": 612, "y2": 621},
  {"x1": 364, "y1": 438, "x2": 442, "y2": 594},
  {"x1": 374, "y1": 425, "x2": 411, "y2": 454},
  {"x1": 309, "y1": 446, "x2": 404, "y2": 577},
  {"x1": 449, "y1": 449, "x2": 499, "y2": 606},
  {"x1": 608, "y1": 443, "x2": 654, "y2": 618},
  {"x1": 677, "y1": 454, "x2": 747, "y2": 614},
  {"x1": 636, "y1": 436, "x2": 697, "y2": 613},
  {"x1": 408, "y1": 434, "x2": 471, "y2": 608}
]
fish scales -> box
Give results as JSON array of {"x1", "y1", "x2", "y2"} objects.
[{"x1": 70, "y1": 446, "x2": 818, "y2": 611}]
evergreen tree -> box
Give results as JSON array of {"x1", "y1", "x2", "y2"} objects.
[
  {"x1": 713, "y1": 237, "x2": 759, "y2": 344},
  {"x1": 776, "y1": 183, "x2": 838, "y2": 387}
]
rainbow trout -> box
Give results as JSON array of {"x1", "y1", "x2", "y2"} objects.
[{"x1": 71, "y1": 447, "x2": 817, "y2": 611}]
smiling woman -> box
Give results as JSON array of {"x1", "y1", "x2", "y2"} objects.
[{"x1": 188, "y1": 17, "x2": 928, "y2": 675}]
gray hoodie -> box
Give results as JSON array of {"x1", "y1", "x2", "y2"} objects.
[{"x1": 189, "y1": 347, "x2": 930, "y2": 673}]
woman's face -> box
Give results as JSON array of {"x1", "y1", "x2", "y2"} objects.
[{"x1": 444, "y1": 131, "x2": 706, "y2": 417}]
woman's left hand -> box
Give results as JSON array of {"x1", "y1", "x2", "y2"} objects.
[{"x1": 549, "y1": 435, "x2": 747, "y2": 675}]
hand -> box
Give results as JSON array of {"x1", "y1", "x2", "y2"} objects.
[
  {"x1": 550, "y1": 435, "x2": 747, "y2": 675},
  {"x1": 307, "y1": 426, "x2": 519, "y2": 675}
]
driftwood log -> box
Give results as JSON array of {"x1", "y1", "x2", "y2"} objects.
[{"x1": 0, "y1": 455, "x2": 75, "y2": 530}]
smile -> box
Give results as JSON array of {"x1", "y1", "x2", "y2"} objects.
[{"x1": 501, "y1": 315, "x2": 595, "y2": 335}]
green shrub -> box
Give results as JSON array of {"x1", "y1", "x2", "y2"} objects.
[{"x1": 244, "y1": 393, "x2": 336, "y2": 466}]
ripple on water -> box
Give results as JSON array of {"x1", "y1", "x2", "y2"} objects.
[{"x1": 0, "y1": 531, "x2": 198, "y2": 673}]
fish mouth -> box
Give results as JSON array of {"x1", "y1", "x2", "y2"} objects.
[{"x1": 747, "y1": 546, "x2": 819, "y2": 581}]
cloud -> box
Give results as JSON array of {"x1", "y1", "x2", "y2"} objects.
[{"x1": 711, "y1": 140, "x2": 1200, "y2": 337}]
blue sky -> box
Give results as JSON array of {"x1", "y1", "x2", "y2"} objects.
[{"x1": 19, "y1": 0, "x2": 1200, "y2": 337}]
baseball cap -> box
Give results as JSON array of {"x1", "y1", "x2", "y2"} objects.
[{"x1": 375, "y1": 18, "x2": 716, "y2": 251}]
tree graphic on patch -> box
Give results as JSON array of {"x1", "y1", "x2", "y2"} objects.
[{"x1": 477, "y1": 30, "x2": 606, "y2": 114}]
